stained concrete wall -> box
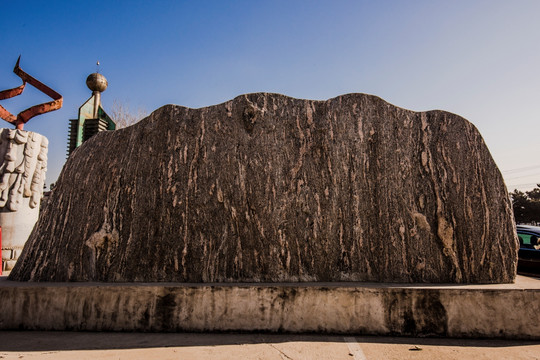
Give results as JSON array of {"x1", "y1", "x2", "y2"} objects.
[{"x1": 0, "y1": 277, "x2": 538, "y2": 339}]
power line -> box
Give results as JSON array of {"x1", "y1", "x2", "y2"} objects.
[
  {"x1": 507, "y1": 182, "x2": 539, "y2": 187},
  {"x1": 504, "y1": 172, "x2": 540, "y2": 181},
  {"x1": 506, "y1": 182, "x2": 539, "y2": 191},
  {"x1": 502, "y1": 164, "x2": 540, "y2": 174}
]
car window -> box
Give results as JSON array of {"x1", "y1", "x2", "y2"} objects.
[
  {"x1": 519, "y1": 233, "x2": 533, "y2": 245},
  {"x1": 518, "y1": 231, "x2": 540, "y2": 250}
]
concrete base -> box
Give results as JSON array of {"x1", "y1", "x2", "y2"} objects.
[
  {"x1": 1, "y1": 197, "x2": 41, "y2": 272},
  {"x1": 1, "y1": 276, "x2": 538, "y2": 339}
]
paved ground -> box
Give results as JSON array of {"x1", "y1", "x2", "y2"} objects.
[{"x1": 0, "y1": 331, "x2": 539, "y2": 360}]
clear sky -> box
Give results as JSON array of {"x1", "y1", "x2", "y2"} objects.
[{"x1": 1, "y1": 0, "x2": 539, "y2": 192}]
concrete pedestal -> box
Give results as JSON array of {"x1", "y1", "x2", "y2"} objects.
[
  {"x1": 0, "y1": 276, "x2": 538, "y2": 339},
  {"x1": 1, "y1": 197, "x2": 39, "y2": 271}
]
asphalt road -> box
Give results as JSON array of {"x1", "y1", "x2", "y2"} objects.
[{"x1": 0, "y1": 331, "x2": 538, "y2": 360}]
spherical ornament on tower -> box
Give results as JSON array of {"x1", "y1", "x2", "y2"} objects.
[{"x1": 86, "y1": 73, "x2": 108, "y2": 93}]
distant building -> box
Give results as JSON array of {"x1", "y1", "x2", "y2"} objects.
[{"x1": 67, "y1": 72, "x2": 115, "y2": 156}]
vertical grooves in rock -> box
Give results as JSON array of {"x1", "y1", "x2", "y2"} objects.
[{"x1": 9, "y1": 93, "x2": 517, "y2": 283}]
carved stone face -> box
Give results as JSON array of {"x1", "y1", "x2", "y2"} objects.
[{"x1": 0, "y1": 129, "x2": 48, "y2": 211}]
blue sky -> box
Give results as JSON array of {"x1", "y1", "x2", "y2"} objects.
[{"x1": 1, "y1": 0, "x2": 539, "y2": 191}]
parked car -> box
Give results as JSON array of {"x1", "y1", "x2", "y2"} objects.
[{"x1": 516, "y1": 225, "x2": 540, "y2": 275}]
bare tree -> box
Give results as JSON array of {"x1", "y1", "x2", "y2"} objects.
[{"x1": 109, "y1": 99, "x2": 148, "y2": 129}]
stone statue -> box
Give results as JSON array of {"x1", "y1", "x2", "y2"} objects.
[
  {"x1": 0, "y1": 129, "x2": 48, "y2": 271},
  {"x1": 0, "y1": 57, "x2": 60, "y2": 272}
]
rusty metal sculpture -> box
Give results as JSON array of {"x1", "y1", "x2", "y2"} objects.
[{"x1": 0, "y1": 56, "x2": 62, "y2": 130}]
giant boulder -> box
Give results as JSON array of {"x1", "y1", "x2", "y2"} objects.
[{"x1": 9, "y1": 93, "x2": 518, "y2": 283}]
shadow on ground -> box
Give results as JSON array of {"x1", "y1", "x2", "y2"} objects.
[{"x1": 0, "y1": 331, "x2": 537, "y2": 352}]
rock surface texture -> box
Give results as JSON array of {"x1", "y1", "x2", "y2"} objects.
[{"x1": 9, "y1": 93, "x2": 517, "y2": 283}]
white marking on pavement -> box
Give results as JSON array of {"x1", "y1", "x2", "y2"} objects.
[{"x1": 344, "y1": 337, "x2": 368, "y2": 360}]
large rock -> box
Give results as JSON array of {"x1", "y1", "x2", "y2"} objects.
[{"x1": 9, "y1": 93, "x2": 518, "y2": 283}]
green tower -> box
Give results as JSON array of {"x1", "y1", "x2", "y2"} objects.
[{"x1": 67, "y1": 72, "x2": 115, "y2": 156}]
